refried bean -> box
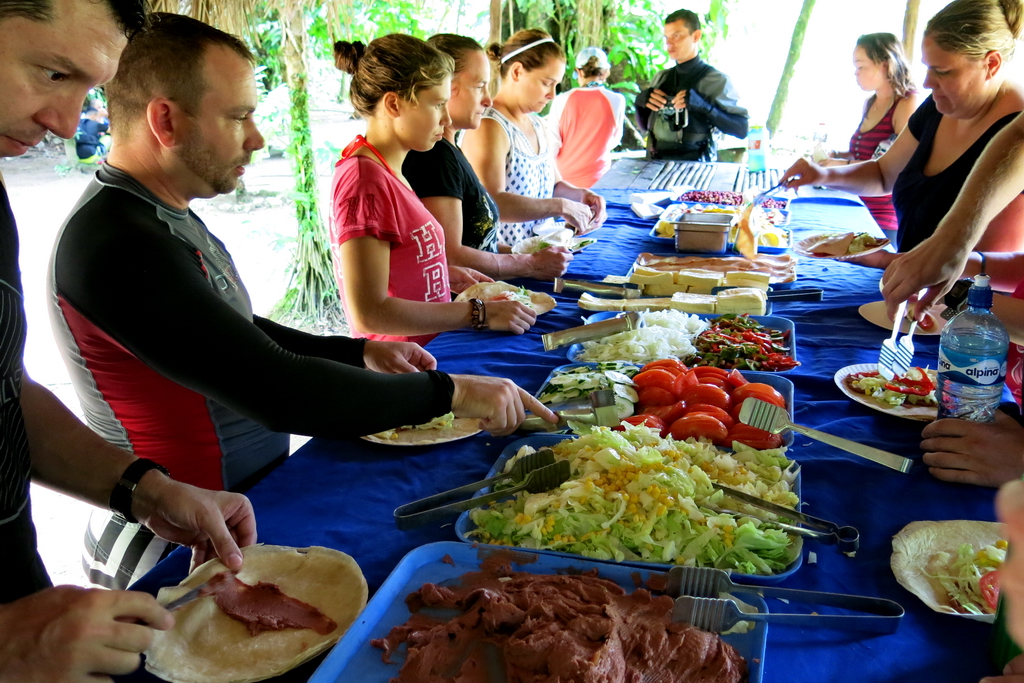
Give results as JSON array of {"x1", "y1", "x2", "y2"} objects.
[
  {"x1": 209, "y1": 573, "x2": 338, "y2": 637},
  {"x1": 371, "y1": 567, "x2": 746, "y2": 683}
]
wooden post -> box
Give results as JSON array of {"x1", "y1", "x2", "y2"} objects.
[
  {"x1": 903, "y1": 0, "x2": 921, "y2": 63},
  {"x1": 489, "y1": 0, "x2": 501, "y2": 45},
  {"x1": 766, "y1": 0, "x2": 816, "y2": 137}
]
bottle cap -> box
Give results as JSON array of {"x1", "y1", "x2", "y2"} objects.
[{"x1": 968, "y1": 273, "x2": 993, "y2": 309}]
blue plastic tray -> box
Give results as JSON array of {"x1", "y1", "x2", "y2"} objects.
[
  {"x1": 567, "y1": 312, "x2": 798, "y2": 372},
  {"x1": 454, "y1": 434, "x2": 804, "y2": 585},
  {"x1": 309, "y1": 541, "x2": 767, "y2": 682}
]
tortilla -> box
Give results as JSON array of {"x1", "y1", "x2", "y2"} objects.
[
  {"x1": 793, "y1": 233, "x2": 890, "y2": 259},
  {"x1": 146, "y1": 545, "x2": 367, "y2": 683},
  {"x1": 891, "y1": 520, "x2": 1004, "y2": 621},
  {"x1": 455, "y1": 281, "x2": 557, "y2": 314},
  {"x1": 362, "y1": 416, "x2": 482, "y2": 446}
]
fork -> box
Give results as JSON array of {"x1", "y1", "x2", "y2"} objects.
[
  {"x1": 672, "y1": 595, "x2": 902, "y2": 634},
  {"x1": 878, "y1": 298, "x2": 908, "y2": 380},
  {"x1": 893, "y1": 318, "x2": 919, "y2": 377},
  {"x1": 739, "y1": 399, "x2": 913, "y2": 473}
]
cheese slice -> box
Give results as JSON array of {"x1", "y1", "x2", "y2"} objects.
[
  {"x1": 622, "y1": 297, "x2": 673, "y2": 312},
  {"x1": 716, "y1": 287, "x2": 767, "y2": 315},
  {"x1": 673, "y1": 269, "x2": 724, "y2": 288},
  {"x1": 629, "y1": 266, "x2": 674, "y2": 285},
  {"x1": 642, "y1": 283, "x2": 690, "y2": 297},
  {"x1": 578, "y1": 293, "x2": 625, "y2": 311},
  {"x1": 724, "y1": 270, "x2": 771, "y2": 291},
  {"x1": 670, "y1": 292, "x2": 718, "y2": 314}
]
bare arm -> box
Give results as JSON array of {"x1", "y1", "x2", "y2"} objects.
[
  {"x1": 783, "y1": 126, "x2": 919, "y2": 195},
  {"x1": 882, "y1": 113, "x2": 1024, "y2": 318},
  {"x1": 339, "y1": 235, "x2": 537, "y2": 335},
  {"x1": 21, "y1": 376, "x2": 255, "y2": 569},
  {"x1": 462, "y1": 118, "x2": 578, "y2": 224},
  {"x1": 892, "y1": 93, "x2": 920, "y2": 134},
  {"x1": 420, "y1": 196, "x2": 571, "y2": 280}
]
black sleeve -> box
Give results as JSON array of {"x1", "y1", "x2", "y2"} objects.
[
  {"x1": 634, "y1": 87, "x2": 654, "y2": 133},
  {"x1": 687, "y1": 89, "x2": 749, "y2": 139},
  {"x1": 403, "y1": 143, "x2": 466, "y2": 201},
  {"x1": 907, "y1": 96, "x2": 935, "y2": 141},
  {"x1": 54, "y1": 194, "x2": 454, "y2": 438},
  {"x1": 253, "y1": 316, "x2": 366, "y2": 367}
]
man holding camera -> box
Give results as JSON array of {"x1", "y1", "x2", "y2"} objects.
[{"x1": 635, "y1": 8, "x2": 749, "y2": 161}]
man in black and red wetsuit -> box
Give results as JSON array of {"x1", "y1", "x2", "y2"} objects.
[
  {"x1": 0, "y1": 1, "x2": 261, "y2": 679},
  {"x1": 49, "y1": 14, "x2": 556, "y2": 589}
]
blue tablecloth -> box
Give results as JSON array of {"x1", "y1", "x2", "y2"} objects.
[{"x1": 122, "y1": 192, "x2": 998, "y2": 683}]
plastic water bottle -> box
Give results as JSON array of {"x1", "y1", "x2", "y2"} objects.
[
  {"x1": 936, "y1": 274, "x2": 1009, "y2": 422},
  {"x1": 747, "y1": 126, "x2": 768, "y2": 173},
  {"x1": 811, "y1": 122, "x2": 829, "y2": 164}
]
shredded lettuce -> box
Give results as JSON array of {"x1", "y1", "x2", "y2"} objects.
[
  {"x1": 926, "y1": 542, "x2": 1006, "y2": 615},
  {"x1": 467, "y1": 425, "x2": 799, "y2": 575}
]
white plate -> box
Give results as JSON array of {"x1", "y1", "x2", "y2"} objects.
[
  {"x1": 792, "y1": 233, "x2": 890, "y2": 260},
  {"x1": 833, "y1": 363, "x2": 938, "y2": 422},
  {"x1": 362, "y1": 418, "x2": 482, "y2": 446},
  {"x1": 858, "y1": 301, "x2": 946, "y2": 336}
]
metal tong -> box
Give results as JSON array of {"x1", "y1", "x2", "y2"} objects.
[
  {"x1": 393, "y1": 449, "x2": 570, "y2": 530},
  {"x1": 520, "y1": 389, "x2": 620, "y2": 432},
  {"x1": 542, "y1": 311, "x2": 643, "y2": 351},
  {"x1": 554, "y1": 278, "x2": 643, "y2": 299},
  {"x1": 669, "y1": 566, "x2": 903, "y2": 634},
  {"x1": 710, "y1": 483, "x2": 860, "y2": 555},
  {"x1": 666, "y1": 566, "x2": 904, "y2": 634},
  {"x1": 739, "y1": 398, "x2": 914, "y2": 474}
]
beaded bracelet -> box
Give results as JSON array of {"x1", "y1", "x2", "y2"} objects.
[{"x1": 469, "y1": 298, "x2": 487, "y2": 331}]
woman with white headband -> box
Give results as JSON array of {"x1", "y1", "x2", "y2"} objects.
[{"x1": 462, "y1": 29, "x2": 607, "y2": 247}]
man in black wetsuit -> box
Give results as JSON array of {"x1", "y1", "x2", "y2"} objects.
[
  {"x1": 0, "y1": 1, "x2": 260, "y2": 679},
  {"x1": 635, "y1": 8, "x2": 749, "y2": 161},
  {"x1": 50, "y1": 14, "x2": 557, "y2": 589}
]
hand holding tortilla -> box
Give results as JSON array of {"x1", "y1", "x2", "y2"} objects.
[
  {"x1": 892, "y1": 521, "x2": 1005, "y2": 621},
  {"x1": 146, "y1": 545, "x2": 367, "y2": 683},
  {"x1": 455, "y1": 281, "x2": 557, "y2": 315}
]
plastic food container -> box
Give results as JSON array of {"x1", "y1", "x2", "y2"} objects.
[{"x1": 674, "y1": 213, "x2": 733, "y2": 253}]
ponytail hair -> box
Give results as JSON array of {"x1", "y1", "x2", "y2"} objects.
[
  {"x1": 333, "y1": 34, "x2": 454, "y2": 118},
  {"x1": 487, "y1": 28, "x2": 565, "y2": 78},
  {"x1": 925, "y1": 0, "x2": 1023, "y2": 61}
]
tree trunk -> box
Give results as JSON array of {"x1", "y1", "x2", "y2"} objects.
[
  {"x1": 766, "y1": 0, "x2": 817, "y2": 137},
  {"x1": 576, "y1": 0, "x2": 604, "y2": 50},
  {"x1": 902, "y1": 0, "x2": 921, "y2": 63},
  {"x1": 271, "y1": 2, "x2": 344, "y2": 331}
]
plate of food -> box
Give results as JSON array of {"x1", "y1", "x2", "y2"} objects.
[
  {"x1": 632, "y1": 252, "x2": 798, "y2": 285},
  {"x1": 362, "y1": 413, "x2": 482, "y2": 446},
  {"x1": 455, "y1": 432, "x2": 803, "y2": 584},
  {"x1": 147, "y1": 544, "x2": 367, "y2": 683},
  {"x1": 892, "y1": 520, "x2": 1005, "y2": 623},
  {"x1": 859, "y1": 300, "x2": 946, "y2": 336},
  {"x1": 834, "y1": 363, "x2": 938, "y2": 421},
  {"x1": 308, "y1": 541, "x2": 766, "y2": 683},
  {"x1": 454, "y1": 281, "x2": 556, "y2": 314},
  {"x1": 792, "y1": 232, "x2": 890, "y2": 260}
]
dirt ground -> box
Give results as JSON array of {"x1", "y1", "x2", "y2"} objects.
[{"x1": 2, "y1": 111, "x2": 362, "y2": 587}]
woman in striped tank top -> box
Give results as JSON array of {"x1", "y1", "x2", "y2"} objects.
[{"x1": 821, "y1": 33, "x2": 919, "y2": 239}]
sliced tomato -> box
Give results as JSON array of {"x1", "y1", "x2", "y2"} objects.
[
  {"x1": 731, "y1": 383, "x2": 786, "y2": 409},
  {"x1": 637, "y1": 386, "x2": 677, "y2": 407},
  {"x1": 634, "y1": 369, "x2": 678, "y2": 395},
  {"x1": 980, "y1": 569, "x2": 1000, "y2": 612},
  {"x1": 726, "y1": 369, "x2": 749, "y2": 389},
  {"x1": 680, "y1": 384, "x2": 732, "y2": 412},
  {"x1": 731, "y1": 401, "x2": 745, "y2": 423},
  {"x1": 686, "y1": 404, "x2": 735, "y2": 428},
  {"x1": 727, "y1": 424, "x2": 784, "y2": 450},
  {"x1": 645, "y1": 401, "x2": 688, "y2": 427},
  {"x1": 669, "y1": 414, "x2": 728, "y2": 443},
  {"x1": 673, "y1": 370, "x2": 699, "y2": 397},
  {"x1": 641, "y1": 359, "x2": 687, "y2": 376},
  {"x1": 692, "y1": 366, "x2": 729, "y2": 379},
  {"x1": 615, "y1": 414, "x2": 668, "y2": 437}
]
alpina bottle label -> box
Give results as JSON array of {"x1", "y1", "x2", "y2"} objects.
[{"x1": 938, "y1": 349, "x2": 1008, "y2": 386}]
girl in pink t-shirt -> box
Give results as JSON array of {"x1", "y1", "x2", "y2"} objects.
[{"x1": 330, "y1": 35, "x2": 538, "y2": 345}]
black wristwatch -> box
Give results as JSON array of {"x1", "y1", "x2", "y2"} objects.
[
  {"x1": 110, "y1": 458, "x2": 170, "y2": 524},
  {"x1": 942, "y1": 278, "x2": 973, "y2": 320}
]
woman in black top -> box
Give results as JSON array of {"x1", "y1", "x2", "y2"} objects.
[
  {"x1": 784, "y1": 0, "x2": 1024, "y2": 262},
  {"x1": 403, "y1": 34, "x2": 573, "y2": 280}
]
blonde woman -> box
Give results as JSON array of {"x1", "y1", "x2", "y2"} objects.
[
  {"x1": 330, "y1": 35, "x2": 537, "y2": 345},
  {"x1": 461, "y1": 28, "x2": 607, "y2": 247},
  {"x1": 785, "y1": 0, "x2": 1024, "y2": 259}
]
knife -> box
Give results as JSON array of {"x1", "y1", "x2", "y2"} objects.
[{"x1": 162, "y1": 572, "x2": 236, "y2": 611}]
